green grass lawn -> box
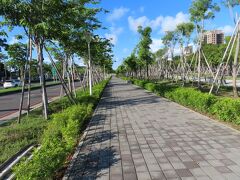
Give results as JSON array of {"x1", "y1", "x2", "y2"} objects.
[
  {"x1": 0, "y1": 86, "x2": 75, "y2": 164},
  {"x1": 154, "y1": 80, "x2": 239, "y2": 98},
  {"x1": 0, "y1": 115, "x2": 47, "y2": 164},
  {"x1": 0, "y1": 79, "x2": 108, "y2": 166}
]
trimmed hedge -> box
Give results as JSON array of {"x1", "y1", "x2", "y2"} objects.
[
  {"x1": 165, "y1": 87, "x2": 217, "y2": 113},
  {"x1": 128, "y1": 78, "x2": 240, "y2": 126},
  {"x1": 14, "y1": 79, "x2": 109, "y2": 179},
  {"x1": 211, "y1": 98, "x2": 240, "y2": 124}
]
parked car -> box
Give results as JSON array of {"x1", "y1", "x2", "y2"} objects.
[{"x1": 3, "y1": 79, "x2": 21, "y2": 88}]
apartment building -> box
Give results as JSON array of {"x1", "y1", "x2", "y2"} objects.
[{"x1": 203, "y1": 30, "x2": 224, "y2": 45}]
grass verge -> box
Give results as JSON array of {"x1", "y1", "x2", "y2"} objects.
[{"x1": 0, "y1": 79, "x2": 109, "y2": 166}]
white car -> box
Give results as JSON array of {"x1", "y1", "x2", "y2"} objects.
[{"x1": 3, "y1": 79, "x2": 21, "y2": 88}]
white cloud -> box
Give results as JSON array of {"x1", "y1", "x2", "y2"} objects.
[
  {"x1": 151, "y1": 17, "x2": 163, "y2": 29},
  {"x1": 160, "y1": 12, "x2": 189, "y2": 33},
  {"x1": 219, "y1": 25, "x2": 234, "y2": 35},
  {"x1": 107, "y1": 7, "x2": 129, "y2": 22},
  {"x1": 104, "y1": 27, "x2": 123, "y2": 45},
  {"x1": 128, "y1": 16, "x2": 149, "y2": 32},
  {"x1": 128, "y1": 16, "x2": 163, "y2": 32},
  {"x1": 150, "y1": 38, "x2": 164, "y2": 52},
  {"x1": 128, "y1": 12, "x2": 189, "y2": 33}
]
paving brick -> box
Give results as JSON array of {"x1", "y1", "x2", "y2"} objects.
[
  {"x1": 163, "y1": 169, "x2": 179, "y2": 179},
  {"x1": 64, "y1": 77, "x2": 240, "y2": 179},
  {"x1": 149, "y1": 171, "x2": 166, "y2": 180},
  {"x1": 175, "y1": 169, "x2": 193, "y2": 177}
]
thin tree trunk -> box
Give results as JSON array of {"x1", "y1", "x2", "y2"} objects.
[
  {"x1": 27, "y1": 37, "x2": 32, "y2": 115},
  {"x1": 82, "y1": 68, "x2": 87, "y2": 91},
  {"x1": 18, "y1": 34, "x2": 31, "y2": 123},
  {"x1": 146, "y1": 63, "x2": 149, "y2": 78},
  {"x1": 197, "y1": 19, "x2": 204, "y2": 88},
  {"x1": 233, "y1": 32, "x2": 240, "y2": 98},
  {"x1": 88, "y1": 43, "x2": 92, "y2": 96},
  {"x1": 44, "y1": 47, "x2": 76, "y2": 104},
  {"x1": 60, "y1": 59, "x2": 65, "y2": 96},
  {"x1": 71, "y1": 57, "x2": 76, "y2": 97},
  {"x1": 37, "y1": 42, "x2": 48, "y2": 119},
  {"x1": 4, "y1": 61, "x2": 7, "y2": 81},
  {"x1": 65, "y1": 55, "x2": 72, "y2": 93}
]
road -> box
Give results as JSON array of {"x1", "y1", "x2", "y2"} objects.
[{"x1": 0, "y1": 83, "x2": 81, "y2": 121}]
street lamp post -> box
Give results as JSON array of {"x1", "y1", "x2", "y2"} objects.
[{"x1": 85, "y1": 31, "x2": 92, "y2": 96}]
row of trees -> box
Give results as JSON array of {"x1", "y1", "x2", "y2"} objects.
[
  {"x1": 0, "y1": 0, "x2": 113, "y2": 121},
  {"x1": 117, "y1": 26, "x2": 153, "y2": 78},
  {"x1": 117, "y1": 0, "x2": 240, "y2": 97},
  {"x1": 0, "y1": 42, "x2": 55, "y2": 81}
]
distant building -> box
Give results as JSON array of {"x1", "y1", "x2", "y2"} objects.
[{"x1": 203, "y1": 30, "x2": 224, "y2": 45}]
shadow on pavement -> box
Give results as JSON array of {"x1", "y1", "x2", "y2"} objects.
[{"x1": 66, "y1": 146, "x2": 119, "y2": 179}]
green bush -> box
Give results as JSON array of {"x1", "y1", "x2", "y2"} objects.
[
  {"x1": 144, "y1": 83, "x2": 157, "y2": 92},
  {"x1": 134, "y1": 79, "x2": 146, "y2": 87},
  {"x1": 165, "y1": 88, "x2": 217, "y2": 113},
  {"x1": 211, "y1": 98, "x2": 240, "y2": 124},
  {"x1": 155, "y1": 83, "x2": 177, "y2": 96},
  {"x1": 14, "y1": 104, "x2": 92, "y2": 179},
  {"x1": 14, "y1": 79, "x2": 109, "y2": 179}
]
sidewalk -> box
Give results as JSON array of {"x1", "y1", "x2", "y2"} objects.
[{"x1": 64, "y1": 77, "x2": 240, "y2": 180}]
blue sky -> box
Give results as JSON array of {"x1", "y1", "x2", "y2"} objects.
[
  {"x1": 96, "y1": 0, "x2": 237, "y2": 69},
  {"x1": 2, "y1": 0, "x2": 238, "y2": 70}
]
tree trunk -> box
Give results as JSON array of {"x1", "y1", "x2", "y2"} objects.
[
  {"x1": 17, "y1": 68, "x2": 26, "y2": 123},
  {"x1": 88, "y1": 43, "x2": 92, "y2": 96},
  {"x1": 60, "y1": 60, "x2": 65, "y2": 96},
  {"x1": 146, "y1": 62, "x2": 148, "y2": 78},
  {"x1": 18, "y1": 35, "x2": 31, "y2": 123},
  {"x1": 197, "y1": 49, "x2": 201, "y2": 88},
  {"x1": 44, "y1": 46, "x2": 76, "y2": 104},
  {"x1": 180, "y1": 46, "x2": 185, "y2": 86},
  {"x1": 66, "y1": 56, "x2": 72, "y2": 93},
  {"x1": 71, "y1": 57, "x2": 76, "y2": 97},
  {"x1": 233, "y1": 32, "x2": 240, "y2": 98},
  {"x1": 27, "y1": 37, "x2": 32, "y2": 115},
  {"x1": 36, "y1": 42, "x2": 48, "y2": 119},
  {"x1": 4, "y1": 61, "x2": 7, "y2": 81}
]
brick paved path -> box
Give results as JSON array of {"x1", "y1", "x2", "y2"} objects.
[{"x1": 64, "y1": 77, "x2": 240, "y2": 180}]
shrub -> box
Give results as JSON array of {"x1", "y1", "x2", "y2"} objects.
[
  {"x1": 14, "y1": 79, "x2": 109, "y2": 179},
  {"x1": 211, "y1": 98, "x2": 240, "y2": 124},
  {"x1": 14, "y1": 104, "x2": 92, "y2": 179},
  {"x1": 134, "y1": 79, "x2": 146, "y2": 87},
  {"x1": 144, "y1": 83, "x2": 157, "y2": 92},
  {"x1": 165, "y1": 88, "x2": 217, "y2": 113}
]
